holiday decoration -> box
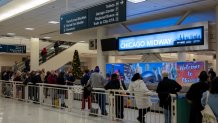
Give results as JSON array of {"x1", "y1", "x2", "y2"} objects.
[{"x1": 72, "y1": 50, "x2": 83, "y2": 79}]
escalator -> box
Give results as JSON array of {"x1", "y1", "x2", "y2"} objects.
[
  {"x1": 17, "y1": 41, "x2": 76, "y2": 71},
  {"x1": 39, "y1": 41, "x2": 75, "y2": 65}
]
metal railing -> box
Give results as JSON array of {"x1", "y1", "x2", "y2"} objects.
[{"x1": 0, "y1": 80, "x2": 178, "y2": 123}]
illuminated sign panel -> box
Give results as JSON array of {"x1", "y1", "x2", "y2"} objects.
[{"x1": 118, "y1": 27, "x2": 204, "y2": 51}]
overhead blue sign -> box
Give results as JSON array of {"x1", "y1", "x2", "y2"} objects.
[
  {"x1": 60, "y1": 0, "x2": 126, "y2": 34},
  {"x1": 118, "y1": 27, "x2": 204, "y2": 51},
  {"x1": 0, "y1": 44, "x2": 26, "y2": 53},
  {"x1": 60, "y1": 10, "x2": 88, "y2": 34}
]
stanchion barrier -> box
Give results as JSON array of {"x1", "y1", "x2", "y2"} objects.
[{"x1": 0, "y1": 80, "x2": 180, "y2": 123}]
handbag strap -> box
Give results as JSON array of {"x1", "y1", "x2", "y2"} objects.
[
  {"x1": 206, "y1": 91, "x2": 210, "y2": 104},
  {"x1": 119, "y1": 80, "x2": 124, "y2": 90}
]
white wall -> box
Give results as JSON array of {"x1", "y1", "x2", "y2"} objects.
[
  {"x1": 0, "y1": 54, "x2": 24, "y2": 71},
  {"x1": 80, "y1": 57, "x2": 97, "y2": 70}
]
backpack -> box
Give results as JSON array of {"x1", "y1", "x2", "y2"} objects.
[{"x1": 201, "y1": 91, "x2": 217, "y2": 123}]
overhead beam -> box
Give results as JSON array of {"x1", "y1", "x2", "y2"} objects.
[
  {"x1": 120, "y1": 23, "x2": 132, "y2": 32},
  {"x1": 176, "y1": 10, "x2": 192, "y2": 25}
]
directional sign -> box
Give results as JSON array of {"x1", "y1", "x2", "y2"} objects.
[
  {"x1": 0, "y1": 44, "x2": 26, "y2": 53},
  {"x1": 60, "y1": 10, "x2": 88, "y2": 34},
  {"x1": 7, "y1": 45, "x2": 26, "y2": 53},
  {"x1": 60, "y1": 0, "x2": 126, "y2": 34},
  {"x1": 88, "y1": 0, "x2": 126, "y2": 28}
]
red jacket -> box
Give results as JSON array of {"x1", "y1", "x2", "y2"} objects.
[{"x1": 47, "y1": 74, "x2": 57, "y2": 84}]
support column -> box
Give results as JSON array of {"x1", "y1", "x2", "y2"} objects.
[
  {"x1": 97, "y1": 27, "x2": 107, "y2": 77},
  {"x1": 216, "y1": 5, "x2": 218, "y2": 73},
  {"x1": 178, "y1": 52, "x2": 186, "y2": 61},
  {"x1": 108, "y1": 56, "x2": 116, "y2": 63},
  {"x1": 30, "y1": 38, "x2": 39, "y2": 71}
]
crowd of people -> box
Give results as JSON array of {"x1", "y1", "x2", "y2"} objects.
[
  {"x1": 81, "y1": 66, "x2": 218, "y2": 123},
  {"x1": 1, "y1": 64, "x2": 218, "y2": 123}
]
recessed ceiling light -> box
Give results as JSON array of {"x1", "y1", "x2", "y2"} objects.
[
  {"x1": 128, "y1": 0, "x2": 146, "y2": 3},
  {"x1": 43, "y1": 37, "x2": 51, "y2": 39},
  {"x1": 48, "y1": 21, "x2": 59, "y2": 24},
  {"x1": 7, "y1": 33, "x2": 16, "y2": 36},
  {"x1": 64, "y1": 33, "x2": 72, "y2": 35},
  {"x1": 25, "y1": 28, "x2": 34, "y2": 30}
]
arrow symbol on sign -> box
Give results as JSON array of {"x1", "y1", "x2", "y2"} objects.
[{"x1": 120, "y1": 0, "x2": 124, "y2": 5}]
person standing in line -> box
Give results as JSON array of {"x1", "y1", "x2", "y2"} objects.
[
  {"x1": 87, "y1": 66, "x2": 107, "y2": 115},
  {"x1": 40, "y1": 68, "x2": 46, "y2": 83},
  {"x1": 201, "y1": 77, "x2": 218, "y2": 122},
  {"x1": 47, "y1": 70, "x2": 58, "y2": 106},
  {"x1": 208, "y1": 68, "x2": 216, "y2": 81},
  {"x1": 57, "y1": 72, "x2": 67, "y2": 107},
  {"x1": 105, "y1": 73, "x2": 127, "y2": 119},
  {"x1": 13, "y1": 61, "x2": 18, "y2": 73},
  {"x1": 156, "y1": 72, "x2": 182, "y2": 123},
  {"x1": 66, "y1": 72, "x2": 75, "y2": 85},
  {"x1": 54, "y1": 41, "x2": 59, "y2": 55},
  {"x1": 13, "y1": 71, "x2": 22, "y2": 81},
  {"x1": 128, "y1": 73, "x2": 152, "y2": 123},
  {"x1": 81, "y1": 69, "x2": 91, "y2": 110},
  {"x1": 186, "y1": 71, "x2": 209, "y2": 123}
]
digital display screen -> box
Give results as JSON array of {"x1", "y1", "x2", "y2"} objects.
[
  {"x1": 106, "y1": 61, "x2": 205, "y2": 85},
  {"x1": 118, "y1": 27, "x2": 204, "y2": 51}
]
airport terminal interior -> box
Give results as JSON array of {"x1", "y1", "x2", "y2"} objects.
[{"x1": 0, "y1": 0, "x2": 218, "y2": 123}]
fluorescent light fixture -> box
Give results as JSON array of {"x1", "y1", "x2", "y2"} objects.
[
  {"x1": 128, "y1": 0, "x2": 146, "y2": 3},
  {"x1": 43, "y1": 37, "x2": 51, "y2": 39},
  {"x1": 0, "y1": 0, "x2": 54, "y2": 22},
  {"x1": 64, "y1": 33, "x2": 72, "y2": 35},
  {"x1": 79, "y1": 41, "x2": 85, "y2": 43},
  {"x1": 25, "y1": 28, "x2": 34, "y2": 31},
  {"x1": 7, "y1": 33, "x2": 15, "y2": 36},
  {"x1": 48, "y1": 21, "x2": 59, "y2": 24}
]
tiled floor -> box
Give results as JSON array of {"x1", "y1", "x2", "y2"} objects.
[
  {"x1": 0, "y1": 97, "x2": 164, "y2": 123},
  {"x1": 0, "y1": 98, "x2": 120, "y2": 123}
]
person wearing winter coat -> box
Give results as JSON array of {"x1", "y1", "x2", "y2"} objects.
[
  {"x1": 47, "y1": 70, "x2": 57, "y2": 105},
  {"x1": 41, "y1": 48, "x2": 47, "y2": 63},
  {"x1": 128, "y1": 73, "x2": 152, "y2": 123},
  {"x1": 81, "y1": 69, "x2": 91, "y2": 110},
  {"x1": 156, "y1": 72, "x2": 181, "y2": 123},
  {"x1": 57, "y1": 72, "x2": 67, "y2": 107},
  {"x1": 201, "y1": 77, "x2": 218, "y2": 122},
  {"x1": 87, "y1": 66, "x2": 107, "y2": 115},
  {"x1": 186, "y1": 71, "x2": 209, "y2": 123},
  {"x1": 105, "y1": 73, "x2": 127, "y2": 119}
]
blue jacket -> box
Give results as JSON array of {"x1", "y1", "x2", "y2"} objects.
[{"x1": 81, "y1": 74, "x2": 90, "y2": 86}]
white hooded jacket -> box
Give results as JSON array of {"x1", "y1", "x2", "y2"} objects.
[{"x1": 128, "y1": 80, "x2": 152, "y2": 109}]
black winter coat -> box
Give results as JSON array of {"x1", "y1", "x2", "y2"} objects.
[
  {"x1": 156, "y1": 77, "x2": 182, "y2": 109},
  {"x1": 186, "y1": 81, "x2": 209, "y2": 111}
]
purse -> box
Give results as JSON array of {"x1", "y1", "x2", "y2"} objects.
[{"x1": 201, "y1": 91, "x2": 217, "y2": 123}]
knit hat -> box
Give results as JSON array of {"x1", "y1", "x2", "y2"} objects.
[{"x1": 94, "y1": 66, "x2": 100, "y2": 73}]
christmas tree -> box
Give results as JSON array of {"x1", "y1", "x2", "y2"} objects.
[{"x1": 72, "y1": 50, "x2": 83, "y2": 79}]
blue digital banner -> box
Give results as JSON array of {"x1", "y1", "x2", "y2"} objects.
[
  {"x1": 106, "y1": 61, "x2": 205, "y2": 85},
  {"x1": 118, "y1": 27, "x2": 204, "y2": 51},
  {"x1": 0, "y1": 44, "x2": 26, "y2": 53}
]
